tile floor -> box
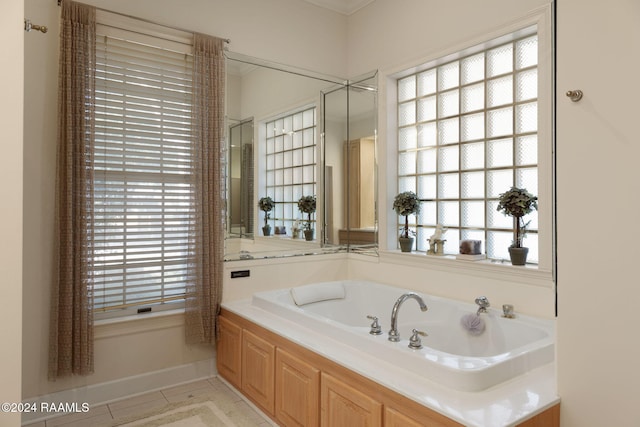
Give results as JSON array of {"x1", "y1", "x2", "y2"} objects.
[{"x1": 23, "y1": 377, "x2": 274, "y2": 427}]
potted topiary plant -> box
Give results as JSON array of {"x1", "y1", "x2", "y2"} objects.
[
  {"x1": 496, "y1": 186, "x2": 538, "y2": 265},
  {"x1": 258, "y1": 196, "x2": 275, "y2": 236},
  {"x1": 297, "y1": 195, "x2": 316, "y2": 241},
  {"x1": 392, "y1": 191, "x2": 421, "y2": 252}
]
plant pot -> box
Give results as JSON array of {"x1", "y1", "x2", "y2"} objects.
[
  {"x1": 508, "y1": 247, "x2": 529, "y2": 265},
  {"x1": 262, "y1": 225, "x2": 271, "y2": 236},
  {"x1": 399, "y1": 236, "x2": 414, "y2": 253},
  {"x1": 304, "y1": 229, "x2": 314, "y2": 241}
]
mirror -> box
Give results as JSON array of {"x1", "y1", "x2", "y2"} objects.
[
  {"x1": 224, "y1": 51, "x2": 377, "y2": 261},
  {"x1": 322, "y1": 72, "x2": 378, "y2": 254},
  {"x1": 228, "y1": 118, "x2": 254, "y2": 238}
]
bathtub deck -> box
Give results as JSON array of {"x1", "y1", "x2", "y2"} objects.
[{"x1": 222, "y1": 298, "x2": 559, "y2": 427}]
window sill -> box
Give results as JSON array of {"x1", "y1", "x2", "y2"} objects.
[
  {"x1": 95, "y1": 309, "x2": 185, "y2": 340},
  {"x1": 379, "y1": 250, "x2": 554, "y2": 289}
]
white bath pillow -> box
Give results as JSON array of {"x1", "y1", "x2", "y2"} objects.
[{"x1": 290, "y1": 282, "x2": 346, "y2": 306}]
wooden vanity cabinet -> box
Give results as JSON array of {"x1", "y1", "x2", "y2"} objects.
[{"x1": 216, "y1": 310, "x2": 559, "y2": 427}]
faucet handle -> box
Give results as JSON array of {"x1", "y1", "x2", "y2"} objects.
[
  {"x1": 475, "y1": 296, "x2": 490, "y2": 308},
  {"x1": 408, "y1": 329, "x2": 428, "y2": 349},
  {"x1": 475, "y1": 296, "x2": 490, "y2": 315},
  {"x1": 502, "y1": 304, "x2": 515, "y2": 318},
  {"x1": 366, "y1": 315, "x2": 383, "y2": 335}
]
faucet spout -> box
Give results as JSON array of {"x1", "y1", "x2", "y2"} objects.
[{"x1": 388, "y1": 292, "x2": 428, "y2": 342}]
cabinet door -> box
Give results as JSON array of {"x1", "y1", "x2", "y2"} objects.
[
  {"x1": 276, "y1": 348, "x2": 320, "y2": 427},
  {"x1": 343, "y1": 137, "x2": 375, "y2": 230},
  {"x1": 385, "y1": 405, "x2": 463, "y2": 427},
  {"x1": 216, "y1": 315, "x2": 242, "y2": 389},
  {"x1": 321, "y1": 373, "x2": 382, "y2": 427},
  {"x1": 242, "y1": 329, "x2": 275, "y2": 414},
  {"x1": 516, "y1": 403, "x2": 560, "y2": 427},
  {"x1": 385, "y1": 407, "x2": 425, "y2": 427},
  {"x1": 344, "y1": 140, "x2": 362, "y2": 227}
]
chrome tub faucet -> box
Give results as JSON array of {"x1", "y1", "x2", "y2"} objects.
[{"x1": 388, "y1": 292, "x2": 428, "y2": 342}]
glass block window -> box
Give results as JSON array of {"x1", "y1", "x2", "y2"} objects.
[
  {"x1": 264, "y1": 107, "x2": 316, "y2": 234},
  {"x1": 397, "y1": 33, "x2": 539, "y2": 263}
]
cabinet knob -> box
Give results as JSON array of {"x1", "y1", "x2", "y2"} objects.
[{"x1": 566, "y1": 90, "x2": 583, "y2": 102}]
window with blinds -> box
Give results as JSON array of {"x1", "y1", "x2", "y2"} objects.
[{"x1": 93, "y1": 20, "x2": 194, "y2": 316}]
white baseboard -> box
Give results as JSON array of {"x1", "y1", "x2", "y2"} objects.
[{"x1": 22, "y1": 358, "x2": 216, "y2": 425}]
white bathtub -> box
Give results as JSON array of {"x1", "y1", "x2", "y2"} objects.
[{"x1": 252, "y1": 280, "x2": 554, "y2": 392}]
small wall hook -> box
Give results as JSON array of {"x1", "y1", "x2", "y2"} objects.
[
  {"x1": 24, "y1": 19, "x2": 48, "y2": 33},
  {"x1": 566, "y1": 90, "x2": 583, "y2": 102}
]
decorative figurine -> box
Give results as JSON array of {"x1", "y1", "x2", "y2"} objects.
[{"x1": 427, "y1": 224, "x2": 447, "y2": 255}]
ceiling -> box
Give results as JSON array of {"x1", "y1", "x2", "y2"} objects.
[{"x1": 301, "y1": 0, "x2": 375, "y2": 15}]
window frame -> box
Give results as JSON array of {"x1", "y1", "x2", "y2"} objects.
[
  {"x1": 397, "y1": 31, "x2": 540, "y2": 261},
  {"x1": 92, "y1": 11, "x2": 195, "y2": 320},
  {"x1": 258, "y1": 105, "x2": 318, "y2": 236},
  {"x1": 384, "y1": 7, "x2": 554, "y2": 276}
]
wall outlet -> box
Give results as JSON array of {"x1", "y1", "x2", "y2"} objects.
[{"x1": 231, "y1": 270, "x2": 250, "y2": 278}]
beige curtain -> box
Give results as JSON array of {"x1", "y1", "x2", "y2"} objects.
[
  {"x1": 49, "y1": 0, "x2": 96, "y2": 379},
  {"x1": 185, "y1": 34, "x2": 226, "y2": 344}
]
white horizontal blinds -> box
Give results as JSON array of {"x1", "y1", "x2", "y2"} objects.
[{"x1": 93, "y1": 22, "x2": 194, "y2": 313}]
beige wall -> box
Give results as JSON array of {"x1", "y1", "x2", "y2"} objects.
[
  {"x1": 81, "y1": 0, "x2": 348, "y2": 77},
  {"x1": 22, "y1": 0, "x2": 640, "y2": 425},
  {"x1": 22, "y1": 0, "x2": 346, "y2": 401},
  {"x1": 22, "y1": 0, "x2": 557, "y2": 404},
  {"x1": 345, "y1": 0, "x2": 550, "y2": 77},
  {"x1": 1, "y1": 0, "x2": 24, "y2": 426},
  {"x1": 223, "y1": 255, "x2": 349, "y2": 302},
  {"x1": 345, "y1": 0, "x2": 640, "y2": 425},
  {"x1": 227, "y1": 0, "x2": 638, "y2": 424}
]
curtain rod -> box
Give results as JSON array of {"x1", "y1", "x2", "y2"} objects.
[{"x1": 56, "y1": 0, "x2": 231, "y2": 44}]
